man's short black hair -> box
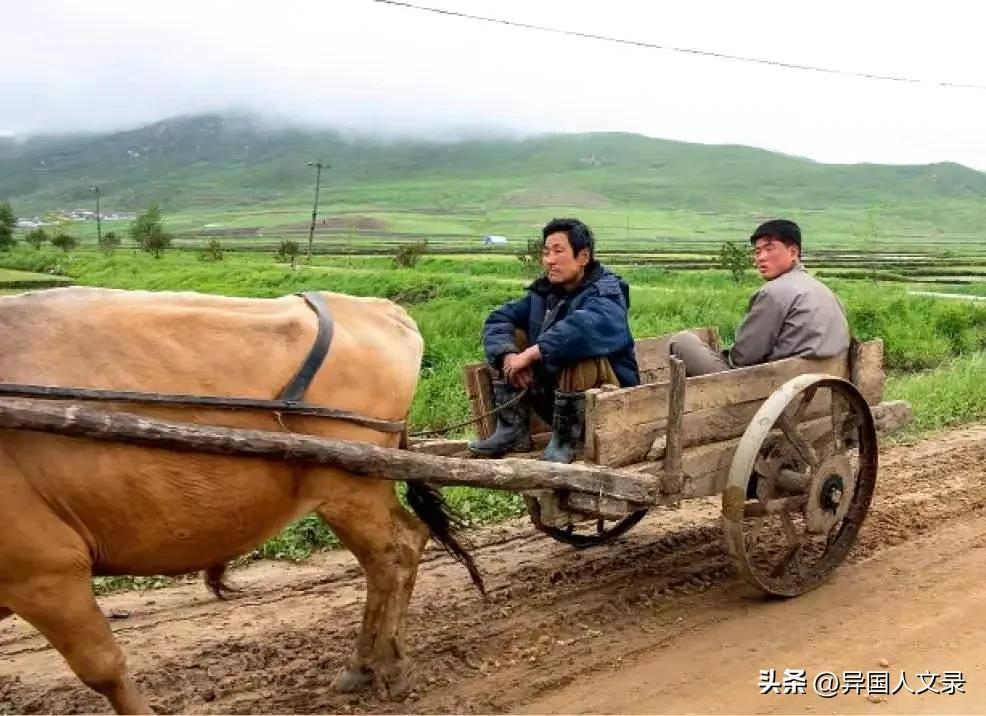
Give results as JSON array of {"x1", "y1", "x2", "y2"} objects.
[
  {"x1": 750, "y1": 219, "x2": 802, "y2": 251},
  {"x1": 542, "y1": 218, "x2": 595, "y2": 260}
]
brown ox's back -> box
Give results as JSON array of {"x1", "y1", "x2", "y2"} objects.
[{"x1": 0, "y1": 287, "x2": 423, "y2": 577}]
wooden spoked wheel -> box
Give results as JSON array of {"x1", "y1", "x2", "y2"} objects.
[
  {"x1": 722, "y1": 374, "x2": 877, "y2": 597},
  {"x1": 524, "y1": 495, "x2": 648, "y2": 549}
]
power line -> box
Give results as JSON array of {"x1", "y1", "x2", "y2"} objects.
[{"x1": 373, "y1": 0, "x2": 986, "y2": 91}]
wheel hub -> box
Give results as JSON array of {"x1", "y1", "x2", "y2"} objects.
[
  {"x1": 806, "y1": 454, "x2": 855, "y2": 534},
  {"x1": 820, "y1": 475, "x2": 844, "y2": 510}
]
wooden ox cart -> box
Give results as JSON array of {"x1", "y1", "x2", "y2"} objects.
[
  {"x1": 428, "y1": 327, "x2": 911, "y2": 596},
  {"x1": 0, "y1": 328, "x2": 910, "y2": 598}
]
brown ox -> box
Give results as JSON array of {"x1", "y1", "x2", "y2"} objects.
[{"x1": 0, "y1": 287, "x2": 481, "y2": 713}]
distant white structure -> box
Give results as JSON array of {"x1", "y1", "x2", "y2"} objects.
[
  {"x1": 51, "y1": 209, "x2": 135, "y2": 222},
  {"x1": 482, "y1": 235, "x2": 509, "y2": 247}
]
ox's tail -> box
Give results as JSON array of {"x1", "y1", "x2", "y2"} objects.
[{"x1": 405, "y1": 482, "x2": 486, "y2": 597}]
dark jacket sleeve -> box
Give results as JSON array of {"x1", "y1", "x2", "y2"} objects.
[
  {"x1": 482, "y1": 293, "x2": 533, "y2": 366},
  {"x1": 535, "y1": 285, "x2": 631, "y2": 369}
]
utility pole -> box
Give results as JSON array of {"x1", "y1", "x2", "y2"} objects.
[
  {"x1": 89, "y1": 185, "x2": 102, "y2": 244},
  {"x1": 306, "y1": 161, "x2": 326, "y2": 261}
]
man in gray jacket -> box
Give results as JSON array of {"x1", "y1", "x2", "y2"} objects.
[{"x1": 671, "y1": 219, "x2": 850, "y2": 376}]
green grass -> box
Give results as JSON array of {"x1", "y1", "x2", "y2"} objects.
[
  {"x1": 0, "y1": 266, "x2": 72, "y2": 288},
  {"x1": 887, "y1": 353, "x2": 986, "y2": 438}
]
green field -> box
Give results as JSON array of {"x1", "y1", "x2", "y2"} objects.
[{"x1": 4, "y1": 247, "x2": 985, "y2": 425}]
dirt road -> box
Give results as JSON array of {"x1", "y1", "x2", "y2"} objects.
[{"x1": 1, "y1": 425, "x2": 985, "y2": 714}]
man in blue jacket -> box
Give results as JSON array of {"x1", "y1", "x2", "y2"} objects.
[{"x1": 468, "y1": 218, "x2": 639, "y2": 463}]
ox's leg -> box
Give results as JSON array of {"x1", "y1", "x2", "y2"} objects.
[
  {"x1": 318, "y1": 488, "x2": 428, "y2": 699},
  {"x1": 2, "y1": 575, "x2": 150, "y2": 714}
]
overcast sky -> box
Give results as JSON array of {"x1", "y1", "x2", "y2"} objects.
[{"x1": 4, "y1": 0, "x2": 986, "y2": 168}]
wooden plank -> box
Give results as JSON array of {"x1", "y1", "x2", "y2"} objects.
[
  {"x1": 584, "y1": 388, "x2": 601, "y2": 463},
  {"x1": 592, "y1": 393, "x2": 836, "y2": 468},
  {"x1": 851, "y1": 339, "x2": 885, "y2": 406},
  {"x1": 591, "y1": 393, "x2": 835, "y2": 468},
  {"x1": 635, "y1": 414, "x2": 837, "y2": 499},
  {"x1": 583, "y1": 384, "x2": 621, "y2": 463},
  {"x1": 633, "y1": 336, "x2": 673, "y2": 377},
  {"x1": 662, "y1": 357, "x2": 686, "y2": 499},
  {"x1": 0, "y1": 398, "x2": 659, "y2": 504},
  {"x1": 462, "y1": 362, "x2": 496, "y2": 439},
  {"x1": 562, "y1": 493, "x2": 643, "y2": 519},
  {"x1": 630, "y1": 399, "x2": 910, "y2": 500},
  {"x1": 462, "y1": 363, "x2": 550, "y2": 437},
  {"x1": 606, "y1": 352, "x2": 849, "y2": 421},
  {"x1": 634, "y1": 327, "x2": 720, "y2": 379},
  {"x1": 588, "y1": 353, "x2": 849, "y2": 466},
  {"x1": 526, "y1": 490, "x2": 572, "y2": 527}
]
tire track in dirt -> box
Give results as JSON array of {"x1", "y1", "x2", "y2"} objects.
[{"x1": 1, "y1": 425, "x2": 984, "y2": 714}]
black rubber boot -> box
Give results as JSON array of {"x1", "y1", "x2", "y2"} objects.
[
  {"x1": 540, "y1": 390, "x2": 586, "y2": 464},
  {"x1": 467, "y1": 380, "x2": 533, "y2": 457}
]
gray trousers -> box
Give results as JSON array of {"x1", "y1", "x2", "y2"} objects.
[{"x1": 669, "y1": 331, "x2": 731, "y2": 377}]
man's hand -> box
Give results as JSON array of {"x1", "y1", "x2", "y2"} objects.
[
  {"x1": 502, "y1": 345, "x2": 541, "y2": 388},
  {"x1": 509, "y1": 366, "x2": 534, "y2": 389},
  {"x1": 501, "y1": 352, "x2": 528, "y2": 388}
]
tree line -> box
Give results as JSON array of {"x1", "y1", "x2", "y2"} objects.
[{"x1": 0, "y1": 201, "x2": 172, "y2": 257}]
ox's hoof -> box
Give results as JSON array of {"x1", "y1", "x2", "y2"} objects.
[
  {"x1": 332, "y1": 664, "x2": 373, "y2": 693},
  {"x1": 375, "y1": 668, "x2": 411, "y2": 701}
]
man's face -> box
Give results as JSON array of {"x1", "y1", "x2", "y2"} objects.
[
  {"x1": 752, "y1": 236, "x2": 799, "y2": 280},
  {"x1": 542, "y1": 231, "x2": 589, "y2": 288}
]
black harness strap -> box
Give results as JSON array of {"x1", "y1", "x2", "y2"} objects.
[{"x1": 279, "y1": 291, "x2": 335, "y2": 403}]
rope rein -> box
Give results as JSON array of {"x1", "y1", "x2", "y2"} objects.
[{"x1": 409, "y1": 388, "x2": 528, "y2": 439}]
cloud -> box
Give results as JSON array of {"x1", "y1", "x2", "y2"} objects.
[{"x1": 3, "y1": 0, "x2": 986, "y2": 167}]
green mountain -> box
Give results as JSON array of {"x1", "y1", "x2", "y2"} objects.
[{"x1": 2, "y1": 113, "x2": 985, "y2": 240}]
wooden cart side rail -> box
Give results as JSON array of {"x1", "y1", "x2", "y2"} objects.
[
  {"x1": 565, "y1": 398, "x2": 912, "y2": 519},
  {"x1": 851, "y1": 338, "x2": 885, "y2": 405},
  {"x1": 597, "y1": 390, "x2": 839, "y2": 468},
  {"x1": 585, "y1": 352, "x2": 851, "y2": 467},
  {"x1": 463, "y1": 363, "x2": 497, "y2": 439}
]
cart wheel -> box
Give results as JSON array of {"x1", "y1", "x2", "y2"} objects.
[
  {"x1": 722, "y1": 374, "x2": 877, "y2": 597},
  {"x1": 524, "y1": 495, "x2": 648, "y2": 549}
]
